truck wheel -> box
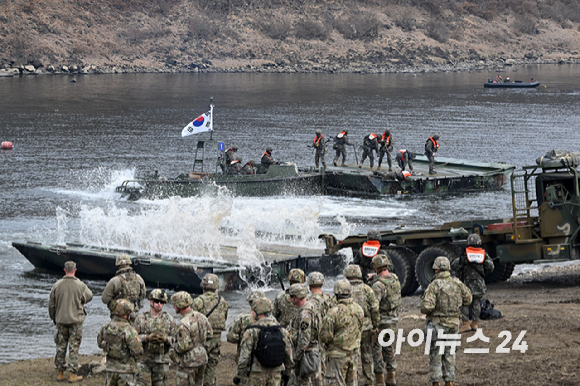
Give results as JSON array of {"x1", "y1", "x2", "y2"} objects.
[
  {"x1": 386, "y1": 249, "x2": 417, "y2": 297},
  {"x1": 401, "y1": 249, "x2": 420, "y2": 296},
  {"x1": 415, "y1": 245, "x2": 455, "y2": 290},
  {"x1": 501, "y1": 263, "x2": 516, "y2": 281},
  {"x1": 485, "y1": 260, "x2": 508, "y2": 284}
]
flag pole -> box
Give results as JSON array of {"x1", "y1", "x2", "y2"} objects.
[{"x1": 209, "y1": 97, "x2": 214, "y2": 140}]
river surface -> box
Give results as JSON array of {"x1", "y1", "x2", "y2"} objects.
[{"x1": 1, "y1": 65, "x2": 580, "y2": 364}]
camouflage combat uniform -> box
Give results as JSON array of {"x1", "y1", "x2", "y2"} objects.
[
  {"x1": 102, "y1": 266, "x2": 147, "y2": 314},
  {"x1": 240, "y1": 161, "x2": 256, "y2": 175},
  {"x1": 49, "y1": 272, "x2": 93, "y2": 376},
  {"x1": 273, "y1": 290, "x2": 300, "y2": 328},
  {"x1": 360, "y1": 133, "x2": 380, "y2": 169},
  {"x1": 235, "y1": 315, "x2": 294, "y2": 386},
  {"x1": 348, "y1": 278, "x2": 380, "y2": 386},
  {"x1": 352, "y1": 242, "x2": 390, "y2": 284},
  {"x1": 333, "y1": 131, "x2": 351, "y2": 166},
  {"x1": 97, "y1": 315, "x2": 144, "y2": 386},
  {"x1": 173, "y1": 309, "x2": 213, "y2": 386},
  {"x1": 288, "y1": 299, "x2": 322, "y2": 386},
  {"x1": 191, "y1": 291, "x2": 228, "y2": 386},
  {"x1": 320, "y1": 295, "x2": 364, "y2": 386},
  {"x1": 227, "y1": 311, "x2": 255, "y2": 362},
  {"x1": 313, "y1": 132, "x2": 327, "y2": 169},
  {"x1": 425, "y1": 135, "x2": 440, "y2": 175},
  {"x1": 377, "y1": 131, "x2": 393, "y2": 171},
  {"x1": 395, "y1": 150, "x2": 414, "y2": 172},
  {"x1": 259, "y1": 149, "x2": 275, "y2": 174},
  {"x1": 421, "y1": 269, "x2": 472, "y2": 384},
  {"x1": 134, "y1": 311, "x2": 177, "y2": 386}
]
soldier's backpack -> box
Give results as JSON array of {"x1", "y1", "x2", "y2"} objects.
[
  {"x1": 247, "y1": 325, "x2": 285, "y2": 368},
  {"x1": 118, "y1": 271, "x2": 141, "y2": 303}
]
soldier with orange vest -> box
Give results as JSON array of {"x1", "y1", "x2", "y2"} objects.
[
  {"x1": 359, "y1": 133, "x2": 380, "y2": 170},
  {"x1": 451, "y1": 234, "x2": 494, "y2": 333},
  {"x1": 352, "y1": 229, "x2": 390, "y2": 283},
  {"x1": 258, "y1": 147, "x2": 276, "y2": 174},
  {"x1": 333, "y1": 130, "x2": 351, "y2": 166},
  {"x1": 425, "y1": 134, "x2": 440, "y2": 175},
  {"x1": 395, "y1": 149, "x2": 416, "y2": 172},
  {"x1": 240, "y1": 159, "x2": 256, "y2": 175},
  {"x1": 220, "y1": 145, "x2": 239, "y2": 173},
  {"x1": 312, "y1": 129, "x2": 327, "y2": 169},
  {"x1": 377, "y1": 129, "x2": 394, "y2": 171}
]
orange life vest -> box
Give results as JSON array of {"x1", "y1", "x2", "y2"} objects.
[
  {"x1": 226, "y1": 148, "x2": 235, "y2": 156},
  {"x1": 381, "y1": 133, "x2": 391, "y2": 145},
  {"x1": 230, "y1": 159, "x2": 240, "y2": 165},
  {"x1": 402, "y1": 171, "x2": 411, "y2": 180},
  {"x1": 361, "y1": 240, "x2": 381, "y2": 258},
  {"x1": 337, "y1": 131, "x2": 346, "y2": 139},
  {"x1": 429, "y1": 137, "x2": 440, "y2": 150},
  {"x1": 398, "y1": 149, "x2": 406, "y2": 154},
  {"x1": 314, "y1": 134, "x2": 323, "y2": 146},
  {"x1": 466, "y1": 247, "x2": 485, "y2": 264},
  {"x1": 368, "y1": 133, "x2": 377, "y2": 140}
]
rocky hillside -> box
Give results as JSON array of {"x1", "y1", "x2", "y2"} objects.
[{"x1": 2, "y1": 0, "x2": 580, "y2": 74}]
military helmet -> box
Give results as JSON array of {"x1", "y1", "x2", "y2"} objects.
[
  {"x1": 307, "y1": 271, "x2": 325, "y2": 286},
  {"x1": 115, "y1": 254, "x2": 132, "y2": 267},
  {"x1": 385, "y1": 128, "x2": 391, "y2": 135},
  {"x1": 289, "y1": 283, "x2": 309, "y2": 299},
  {"x1": 249, "y1": 159, "x2": 256, "y2": 165},
  {"x1": 371, "y1": 254, "x2": 391, "y2": 270},
  {"x1": 149, "y1": 288, "x2": 168, "y2": 303},
  {"x1": 115, "y1": 299, "x2": 134, "y2": 316},
  {"x1": 251, "y1": 298, "x2": 272, "y2": 315},
  {"x1": 231, "y1": 145, "x2": 239, "y2": 151},
  {"x1": 201, "y1": 273, "x2": 219, "y2": 290},
  {"x1": 266, "y1": 146, "x2": 273, "y2": 153},
  {"x1": 432, "y1": 256, "x2": 450, "y2": 271},
  {"x1": 246, "y1": 289, "x2": 266, "y2": 304},
  {"x1": 343, "y1": 264, "x2": 363, "y2": 279},
  {"x1": 288, "y1": 268, "x2": 305, "y2": 284},
  {"x1": 367, "y1": 228, "x2": 381, "y2": 241},
  {"x1": 315, "y1": 129, "x2": 322, "y2": 135},
  {"x1": 333, "y1": 279, "x2": 352, "y2": 296},
  {"x1": 433, "y1": 134, "x2": 440, "y2": 140},
  {"x1": 467, "y1": 233, "x2": 482, "y2": 246},
  {"x1": 171, "y1": 291, "x2": 193, "y2": 309}
]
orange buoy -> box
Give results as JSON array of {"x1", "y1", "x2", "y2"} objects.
[{"x1": 1, "y1": 141, "x2": 13, "y2": 150}]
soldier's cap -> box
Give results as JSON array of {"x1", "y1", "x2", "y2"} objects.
[
  {"x1": 432, "y1": 256, "x2": 450, "y2": 271},
  {"x1": 251, "y1": 298, "x2": 272, "y2": 314},
  {"x1": 64, "y1": 261, "x2": 76, "y2": 270},
  {"x1": 288, "y1": 283, "x2": 309, "y2": 299},
  {"x1": 266, "y1": 146, "x2": 273, "y2": 152}
]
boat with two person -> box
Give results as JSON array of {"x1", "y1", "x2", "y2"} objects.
[{"x1": 484, "y1": 75, "x2": 540, "y2": 88}]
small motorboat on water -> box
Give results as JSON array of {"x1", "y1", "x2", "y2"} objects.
[{"x1": 484, "y1": 78, "x2": 540, "y2": 88}]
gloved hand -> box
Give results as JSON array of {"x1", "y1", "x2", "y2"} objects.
[
  {"x1": 146, "y1": 333, "x2": 157, "y2": 343},
  {"x1": 155, "y1": 332, "x2": 168, "y2": 344},
  {"x1": 281, "y1": 373, "x2": 290, "y2": 386},
  {"x1": 233, "y1": 376, "x2": 241, "y2": 385}
]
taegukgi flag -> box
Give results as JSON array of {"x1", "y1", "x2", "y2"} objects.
[{"x1": 182, "y1": 110, "x2": 213, "y2": 137}]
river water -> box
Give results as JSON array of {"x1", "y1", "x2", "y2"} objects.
[{"x1": 1, "y1": 65, "x2": 580, "y2": 364}]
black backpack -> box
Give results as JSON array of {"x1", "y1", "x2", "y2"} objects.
[{"x1": 247, "y1": 325, "x2": 285, "y2": 368}]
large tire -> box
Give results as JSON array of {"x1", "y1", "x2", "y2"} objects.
[
  {"x1": 400, "y1": 248, "x2": 420, "y2": 296},
  {"x1": 415, "y1": 245, "x2": 457, "y2": 290},
  {"x1": 386, "y1": 248, "x2": 416, "y2": 297},
  {"x1": 501, "y1": 263, "x2": 516, "y2": 281},
  {"x1": 484, "y1": 259, "x2": 508, "y2": 284}
]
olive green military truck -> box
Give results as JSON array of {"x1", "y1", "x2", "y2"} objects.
[{"x1": 320, "y1": 152, "x2": 580, "y2": 296}]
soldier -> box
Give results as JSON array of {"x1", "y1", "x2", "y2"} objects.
[
  {"x1": 333, "y1": 130, "x2": 351, "y2": 166},
  {"x1": 234, "y1": 298, "x2": 294, "y2": 386},
  {"x1": 273, "y1": 268, "x2": 306, "y2": 328},
  {"x1": 102, "y1": 254, "x2": 146, "y2": 317},
  {"x1": 48, "y1": 261, "x2": 93, "y2": 382},
  {"x1": 320, "y1": 279, "x2": 364, "y2": 386},
  {"x1": 359, "y1": 133, "x2": 380, "y2": 170},
  {"x1": 312, "y1": 129, "x2": 327, "y2": 169},
  {"x1": 171, "y1": 291, "x2": 213, "y2": 386},
  {"x1": 451, "y1": 234, "x2": 494, "y2": 333},
  {"x1": 421, "y1": 256, "x2": 472, "y2": 386},
  {"x1": 227, "y1": 156, "x2": 243, "y2": 175},
  {"x1": 227, "y1": 289, "x2": 266, "y2": 362},
  {"x1": 371, "y1": 254, "x2": 402, "y2": 386},
  {"x1": 395, "y1": 149, "x2": 416, "y2": 172},
  {"x1": 343, "y1": 265, "x2": 380, "y2": 386},
  {"x1": 352, "y1": 229, "x2": 389, "y2": 283},
  {"x1": 97, "y1": 299, "x2": 144, "y2": 386},
  {"x1": 425, "y1": 134, "x2": 440, "y2": 175},
  {"x1": 288, "y1": 283, "x2": 322, "y2": 386},
  {"x1": 306, "y1": 272, "x2": 332, "y2": 377},
  {"x1": 134, "y1": 289, "x2": 177, "y2": 386},
  {"x1": 377, "y1": 129, "x2": 393, "y2": 171},
  {"x1": 258, "y1": 147, "x2": 276, "y2": 174},
  {"x1": 191, "y1": 273, "x2": 229, "y2": 386},
  {"x1": 220, "y1": 145, "x2": 238, "y2": 173},
  {"x1": 240, "y1": 159, "x2": 256, "y2": 175}
]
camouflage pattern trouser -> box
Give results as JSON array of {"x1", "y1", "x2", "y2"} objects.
[
  {"x1": 203, "y1": 336, "x2": 221, "y2": 386},
  {"x1": 54, "y1": 323, "x2": 83, "y2": 373},
  {"x1": 334, "y1": 146, "x2": 347, "y2": 164},
  {"x1": 426, "y1": 152, "x2": 435, "y2": 173},
  {"x1": 247, "y1": 371, "x2": 282, "y2": 386},
  {"x1": 360, "y1": 149, "x2": 375, "y2": 168},
  {"x1": 137, "y1": 359, "x2": 170, "y2": 386},
  {"x1": 323, "y1": 354, "x2": 357, "y2": 386},
  {"x1": 429, "y1": 325, "x2": 459, "y2": 383},
  {"x1": 378, "y1": 149, "x2": 392, "y2": 168},
  {"x1": 462, "y1": 295, "x2": 482, "y2": 322},
  {"x1": 358, "y1": 330, "x2": 375, "y2": 385},
  {"x1": 315, "y1": 151, "x2": 326, "y2": 169},
  {"x1": 176, "y1": 366, "x2": 205, "y2": 386},
  {"x1": 374, "y1": 323, "x2": 397, "y2": 373},
  {"x1": 106, "y1": 371, "x2": 137, "y2": 386},
  {"x1": 293, "y1": 358, "x2": 323, "y2": 386}
]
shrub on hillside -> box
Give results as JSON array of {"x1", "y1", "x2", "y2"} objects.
[
  {"x1": 424, "y1": 19, "x2": 450, "y2": 43},
  {"x1": 335, "y1": 11, "x2": 380, "y2": 41},
  {"x1": 512, "y1": 15, "x2": 538, "y2": 34},
  {"x1": 257, "y1": 15, "x2": 292, "y2": 40},
  {"x1": 188, "y1": 14, "x2": 230, "y2": 41},
  {"x1": 394, "y1": 9, "x2": 417, "y2": 31},
  {"x1": 294, "y1": 19, "x2": 329, "y2": 40}
]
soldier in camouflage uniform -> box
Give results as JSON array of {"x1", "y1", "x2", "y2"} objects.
[
  {"x1": 352, "y1": 229, "x2": 391, "y2": 284},
  {"x1": 227, "y1": 290, "x2": 266, "y2": 362},
  {"x1": 359, "y1": 133, "x2": 380, "y2": 170},
  {"x1": 320, "y1": 279, "x2": 364, "y2": 386},
  {"x1": 421, "y1": 256, "x2": 472, "y2": 386},
  {"x1": 425, "y1": 134, "x2": 440, "y2": 175},
  {"x1": 371, "y1": 254, "x2": 402, "y2": 386},
  {"x1": 134, "y1": 289, "x2": 177, "y2": 386},
  {"x1": 312, "y1": 130, "x2": 327, "y2": 169},
  {"x1": 258, "y1": 147, "x2": 276, "y2": 174},
  {"x1": 288, "y1": 283, "x2": 322, "y2": 386},
  {"x1": 333, "y1": 130, "x2": 351, "y2": 166},
  {"x1": 377, "y1": 129, "x2": 393, "y2": 172},
  {"x1": 97, "y1": 299, "x2": 144, "y2": 386},
  {"x1": 273, "y1": 268, "x2": 305, "y2": 328},
  {"x1": 102, "y1": 254, "x2": 147, "y2": 316},
  {"x1": 49, "y1": 261, "x2": 93, "y2": 382},
  {"x1": 191, "y1": 273, "x2": 229, "y2": 386},
  {"x1": 171, "y1": 291, "x2": 213, "y2": 386},
  {"x1": 451, "y1": 234, "x2": 494, "y2": 333},
  {"x1": 344, "y1": 265, "x2": 380, "y2": 386},
  {"x1": 234, "y1": 298, "x2": 294, "y2": 386}
]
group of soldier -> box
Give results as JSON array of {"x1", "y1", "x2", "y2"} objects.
[
  {"x1": 48, "y1": 228, "x2": 493, "y2": 386},
  {"x1": 220, "y1": 145, "x2": 276, "y2": 176}
]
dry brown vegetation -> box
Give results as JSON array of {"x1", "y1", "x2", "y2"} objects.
[{"x1": 1, "y1": 0, "x2": 580, "y2": 71}]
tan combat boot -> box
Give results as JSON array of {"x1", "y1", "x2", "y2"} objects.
[
  {"x1": 432, "y1": 382, "x2": 441, "y2": 386},
  {"x1": 376, "y1": 166, "x2": 381, "y2": 171},
  {"x1": 444, "y1": 382, "x2": 454, "y2": 386},
  {"x1": 388, "y1": 166, "x2": 392, "y2": 171},
  {"x1": 341, "y1": 162, "x2": 347, "y2": 166},
  {"x1": 333, "y1": 160, "x2": 338, "y2": 167},
  {"x1": 471, "y1": 320, "x2": 479, "y2": 330},
  {"x1": 459, "y1": 320, "x2": 472, "y2": 333},
  {"x1": 375, "y1": 372, "x2": 384, "y2": 386},
  {"x1": 386, "y1": 370, "x2": 396, "y2": 386},
  {"x1": 57, "y1": 370, "x2": 65, "y2": 381},
  {"x1": 359, "y1": 162, "x2": 363, "y2": 168},
  {"x1": 68, "y1": 372, "x2": 83, "y2": 383}
]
